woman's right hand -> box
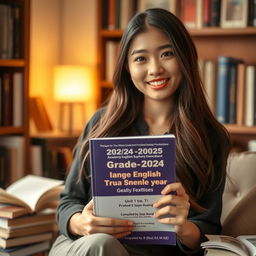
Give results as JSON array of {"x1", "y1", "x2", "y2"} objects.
[{"x1": 68, "y1": 200, "x2": 134, "y2": 238}]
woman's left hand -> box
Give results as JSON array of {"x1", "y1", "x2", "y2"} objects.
[{"x1": 153, "y1": 182, "x2": 190, "y2": 236}]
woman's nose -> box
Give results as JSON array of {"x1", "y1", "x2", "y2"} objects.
[{"x1": 148, "y1": 59, "x2": 164, "y2": 76}]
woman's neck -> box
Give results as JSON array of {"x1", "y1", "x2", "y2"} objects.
[{"x1": 143, "y1": 100, "x2": 173, "y2": 135}]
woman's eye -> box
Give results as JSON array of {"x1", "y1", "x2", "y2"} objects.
[
  {"x1": 161, "y1": 51, "x2": 174, "y2": 58},
  {"x1": 134, "y1": 56, "x2": 146, "y2": 62}
]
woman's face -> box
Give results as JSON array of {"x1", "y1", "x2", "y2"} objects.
[{"x1": 127, "y1": 26, "x2": 182, "y2": 103}]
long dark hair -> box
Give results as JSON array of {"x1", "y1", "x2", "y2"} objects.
[{"x1": 80, "y1": 8, "x2": 231, "y2": 210}]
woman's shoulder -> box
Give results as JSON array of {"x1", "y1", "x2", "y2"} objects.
[{"x1": 89, "y1": 107, "x2": 106, "y2": 124}]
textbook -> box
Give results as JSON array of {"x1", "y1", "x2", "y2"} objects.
[
  {"x1": 0, "y1": 209, "x2": 55, "y2": 229},
  {"x1": 0, "y1": 175, "x2": 64, "y2": 215},
  {"x1": 89, "y1": 135, "x2": 176, "y2": 245},
  {"x1": 0, "y1": 231, "x2": 52, "y2": 248},
  {"x1": 201, "y1": 235, "x2": 256, "y2": 256},
  {"x1": 0, "y1": 223, "x2": 54, "y2": 239},
  {"x1": 0, "y1": 240, "x2": 50, "y2": 256},
  {"x1": 0, "y1": 205, "x2": 28, "y2": 219}
]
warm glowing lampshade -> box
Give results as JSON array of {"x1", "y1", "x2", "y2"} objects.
[
  {"x1": 54, "y1": 65, "x2": 94, "y2": 102},
  {"x1": 53, "y1": 65, "x2": 95, "y2": 134}
]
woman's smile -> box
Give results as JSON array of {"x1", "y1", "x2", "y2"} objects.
[{"x1": 147, "y1": 78, "x2": 170, "y2": 90}]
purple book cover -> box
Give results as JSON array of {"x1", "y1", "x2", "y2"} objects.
[{"x1": 89, "y1": 135, "x2": 176, "y2": 245}]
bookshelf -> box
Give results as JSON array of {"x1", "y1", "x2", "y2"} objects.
[
  {"x1": 0, "y1": 0, "x2": 30, "y2": 187},
  {"x1": 31, "y1": 132, "x2": 79, "y2": 180},
  {"x1": 96, "y1": 0, "x2": 256, "y2": 151}
]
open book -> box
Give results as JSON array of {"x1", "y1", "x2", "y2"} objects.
[
  {"x1": 0, "y1": 175, "x2": 64, "y2": 216},
  {"x1": 201, "y1": 235, "x2": 256, "y2": 256}
]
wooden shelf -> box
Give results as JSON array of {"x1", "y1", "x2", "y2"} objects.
[
  {"x1": 100, "y1": 27, "x2": 256, "y2": 38},
  {"x1": 226, "y1": 125, "x2": 256, "y2": 134},
  {"x1": 190, "y1": 27, "x2": 256, "y2": 36},
  {"x1": 0, "y1": 126, "x2": 25, "y2": 135},
  {"x1": 101, "y1": 29, "x2": 123, "y2": 38},
  {"x1": 0, "y1": 59, "x2": 25, "y2": 67}
]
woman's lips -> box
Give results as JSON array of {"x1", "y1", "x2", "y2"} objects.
[{"x1": 147, "y1": 78, "x2": 170, "y2": 90}]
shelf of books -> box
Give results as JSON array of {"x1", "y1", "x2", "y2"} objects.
[
  {"x1": 0, "y1": 0, "x2": 30, "y2": 189},
  {"x1": 97, "y1": 0, "x2": 256, "y2": 151}
]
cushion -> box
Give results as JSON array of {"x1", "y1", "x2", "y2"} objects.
[{"x1": 221, "y1": 151, "x2": 256, "y2": 236}]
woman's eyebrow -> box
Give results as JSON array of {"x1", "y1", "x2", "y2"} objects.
[
  {"x1": 158, "y1": 44, "x2": 173, "y2": 50},
  {"x1": 130, "y1": 44, "x2": 173, "y2": 56}
]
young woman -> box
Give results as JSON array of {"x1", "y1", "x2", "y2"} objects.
[{"x1": 49, "y1": 8, "x2": 231, "y2": 256}]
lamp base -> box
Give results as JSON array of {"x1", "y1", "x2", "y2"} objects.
[{"x1": 58, "y1": 102, "x2": 85, "y2": 135}]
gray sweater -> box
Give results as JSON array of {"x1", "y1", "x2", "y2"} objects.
[{"x1": 56, "y1": 109, "x2": 225, "y2": 255}]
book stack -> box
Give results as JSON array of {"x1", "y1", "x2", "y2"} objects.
[
  {"x1": 0, "y1": 175, "x2": 64, "y2": 256},
  {"x1": 201, "y1": 234, "x2": 256, "y2": 256}
]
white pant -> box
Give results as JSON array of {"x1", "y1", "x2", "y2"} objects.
[
  {"x1": 49, "y1": 234, "x2": 129, "y2": 256},
  {"x1": 49, "y1": 233, "x2": 184, "y2": 256}
]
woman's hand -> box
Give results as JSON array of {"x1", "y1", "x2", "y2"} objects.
[
  {"x1": 153, "y1": 182, "x2": 190, "y2": 236},
  {"x1": 68, "y1": 200, "x2": 134, "y2": 238},
  {"x1": 153, "y1": 182, "x2": 201, "y2": 249}
]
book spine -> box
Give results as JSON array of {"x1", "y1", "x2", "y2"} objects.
[
  {"x1": 12, "y1": 72, "x2": 23, "y2": 127},
  {"x1": 203, "y1": 0, "x2": 211, "y2": 27},
  {"x1": 180, "y1": 0, "x2": 197, "y2": 29},
  {"x1": 0, "y1": 4, "x2": 11, "y2": 59},
  {"x1": 2, "y1": 73, "x2": 13, "y2": 126},
  {"x1": 115, "y1": 0, "x2": 121, "y2": 29},
  {"x1": 102, "y1": 0, "x2": 109, "y2": 29},
  {"x1": 204, "y1": 60, "x2": 216, "y2": 114},
  {"x1": 108, "y1": 0, "x2": 116, "y2": 30},
  {"x1": 196, "y1": 0, "x2": 203, "y2": 28},
  {"x1": 228, "y1": 64, "x2": 238, "y2": 124},
  {"x1": 0, "y1": 75, "x2": 3, "y2": 126},
  {"x1": 236, "y1": 63, "x2": 246, "y2": 126},
  {"x1": 89, "y1": 139, "x2": 98, "y2": 215},
  {"x1": 120, "y1": 0, "x2": 135, "y2": 29},
  {"x1": 210, "y1": 0, "x2": 220, "y2": 26},
  {"x1": 12, "y1": 4, "x2": 22, "y2": 59},
  {"x1": 254, "y1": 0, "x2": 256, "y2": 26},
  {"x1": 0, "y1": 146, "x2": 9, "y2": 188},
  {"x1": 105, "y1": 41, "x2": 118, "y2": 81},
  {"x1": 245, "y1": 65, "x2": 256, "y2": 126},
  {"x1": 216, "y1": 57, "x2": 232, "y2": 123}
]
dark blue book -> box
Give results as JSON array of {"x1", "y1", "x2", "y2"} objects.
[
  {"x1": 216, "y1": 56, "x2": 243, "y2": 124},
  {"x1": 89, "y1": 135, "x2": 176, "y2": 245},
  {"x1": 210, "y1": 0, "x2": 220, "y2": 26},
  {"x1": 229, "y1": 64, "x2": 238, "y2": 124}
]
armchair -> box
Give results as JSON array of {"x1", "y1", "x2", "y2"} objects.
[{"x1": 221, "y1": 151, "x2": 256, "y2": 237}]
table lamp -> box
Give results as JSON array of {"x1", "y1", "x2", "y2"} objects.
[{"x1": 54, "y1": 65, "x2": 94, "y2": 134}]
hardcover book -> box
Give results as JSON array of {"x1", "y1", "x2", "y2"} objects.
[
  {"x1": 0, "y1": 231, "x2": 52, "y2": 249},
  {"x1": 216, "y1": 56, "x2": 243, "y2": 124},
  {"x1": 89, "y1": 135, "x2": 176, "y2": 245},
  {"x1": 0, "y1": 209, "x2": 55, "y2": 229},
  {"x1": 0, "y1": 222, "x2": 54, "y2": 239},
  {"x1": 0, "y1": 240, "x2": 50, "y2": 256},
  {"x1": 0, "y1": 175, "x2": 63, "y2": 215},
  {"x1": 201, "y1": 234, "x2": 256, "y2": 256}
]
